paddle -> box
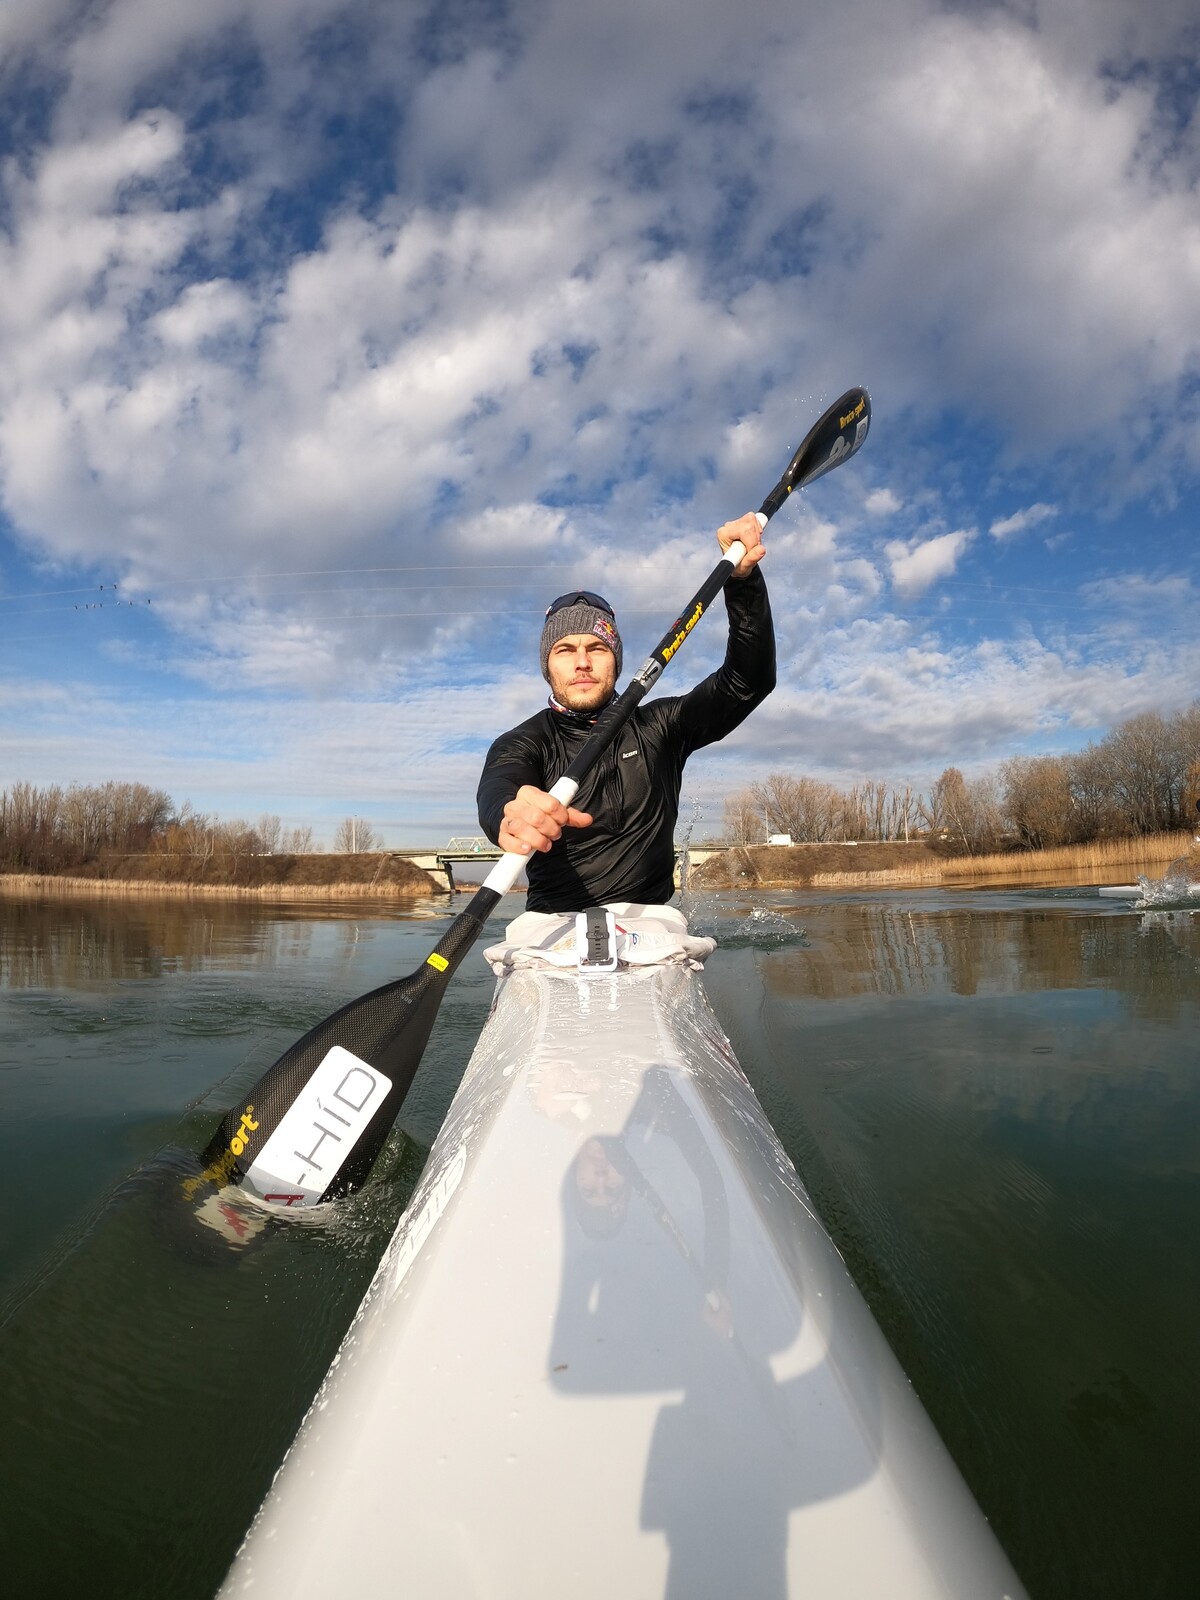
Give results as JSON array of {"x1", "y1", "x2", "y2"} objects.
[{"x1": 197, "y1": 385, "x2": 871, "y2": 1206}]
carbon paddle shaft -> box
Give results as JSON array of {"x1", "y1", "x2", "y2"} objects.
[{"x1": 199, "y1": 386, "x2": 871, "y2": 1204}]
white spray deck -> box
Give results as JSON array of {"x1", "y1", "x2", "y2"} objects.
[{"x1": 219, "y1": 956, "x2": 1028, "y2": 1598}]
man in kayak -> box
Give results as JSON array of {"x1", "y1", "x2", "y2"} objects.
[{"x1": 476, "y1": 513, "x2": 774, "y2": 911}]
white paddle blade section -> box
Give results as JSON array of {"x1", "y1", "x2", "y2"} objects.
[{"x1": 244, "y1": 1045, "x2": 393, "y2": 1207}]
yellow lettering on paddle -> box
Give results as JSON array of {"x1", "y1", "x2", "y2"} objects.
[
  {"x1": 839, "y1": 394, "x2": 867, "y2": 428},
  {"x1": 661, "y1": 601, "x2": 704, "y2": 662},
  {"x1": 226, "y1": 1104, "x2": 260, "y2": 1160}
]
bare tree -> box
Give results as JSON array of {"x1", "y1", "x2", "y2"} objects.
[
  {"x1": 1170, "y1": 703, "x2": 1200, "y2": 824},
  {"x1": 334, "y1": 816, "x2": 383, "y2": 852},
  {"x1": 723, "y1": 789, "x2": 764, "y2": 845},
  {"x1": 751, "y1": 774, "x2": 839, "y2": 841},
  {"x1": 920, "y1": 767, "x2": 968, "y2": 844},
  {"x1": 966, "y1": 772, "x2": 1004, "y2": 853},
  {"x1": 281, "y1": 824, "x2": 317, "y2": 853},
  {"x1": 1001, "y1": 756, "x2": 1077, "y2": 850},
  {"x1": 0, "y1": 782, "x2": 65, "y2": 870},
  {"x1": 1184, "y1": 761, "x2": 1200, "y2": 827},
  {"x1": 1098, "y1": 711, "x2": 1180, "y2": 834},
  {"x1": 156, "y1": 802, "x2": 216, "y2": 861},
  {"x1": 256, "y1": 814, "x2": 284, "y2": 854},
  {"x1": 1067, "y1": 744, "x2": 1120, "y2": 839},
  {"x1": 921, "y1": 767, "x2": 1001, "y2": 854},
  {"x1": 837, "y1": 785, "x2": 870, "y2": 842},
  {"x1": 886, "y1": 784, "x2": 920, "y2": 843}
]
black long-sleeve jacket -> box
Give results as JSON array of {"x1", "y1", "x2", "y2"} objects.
[{"x1": 476, "y1": 568, "x2": 775, "y2": 911}]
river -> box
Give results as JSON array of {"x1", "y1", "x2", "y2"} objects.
[{"x1": 0, "y1": 882, "x2": 1196, "y2": 1598}]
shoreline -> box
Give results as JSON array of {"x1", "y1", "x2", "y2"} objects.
[
  {"x1": 0, "y1": 848, "x2": 444, "y2": 901},
  {"x1": 689, "y1": 832, "x2": 1196, "y2": 890},
  {"x1": 2, "y1": 834, "x2": 1193, "y2": 902},
  {"x1": 0, "y1": 871, "x2": 443, "y2": 903}
]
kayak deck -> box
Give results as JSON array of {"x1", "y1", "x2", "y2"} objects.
[{"x1": 219, "y1": 961, "x2": 1027, "y2": 1598}]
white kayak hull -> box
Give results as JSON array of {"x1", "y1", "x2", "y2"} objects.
[{"x1": 219, "y1": 961, "x2": 1027, "y2": 1599}]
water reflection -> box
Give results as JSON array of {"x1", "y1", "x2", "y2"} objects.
[
  {"x1": 741, "y1": 899, "x2": 1199, "y2": 1024},
  {"x1": 1, "y1": 885, "x2": 1194, "y2": 1600},
  {"x1": 0, "y1": 1133, "x2": 421, "y2": 1600},
  {"x1": 0, "y1": 891, "x2": 453, "y2": 991}
]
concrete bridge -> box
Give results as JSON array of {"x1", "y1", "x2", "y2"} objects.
[{"x1": 390, "y1": 838, "x2": 733, "y2": 893}]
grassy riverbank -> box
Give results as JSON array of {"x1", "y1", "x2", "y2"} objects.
[
  {"x1": 0, "y1": 851, "x2": 440, "y2": 901},
  {"x1": 693, "y1": 832, "x2": 1197, "y2": 889}
]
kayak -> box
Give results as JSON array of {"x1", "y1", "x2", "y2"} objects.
[{"x1": 217, "y1": 910, "x2": 1028, "y2": 1599}]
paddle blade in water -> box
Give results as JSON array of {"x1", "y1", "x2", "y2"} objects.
[
  {"x1": 198, "y1": 890, "x2": 499, "y2": 1205},
  {"x1": 197, "y1": 966, "x2": 446, "y2": 1205}
]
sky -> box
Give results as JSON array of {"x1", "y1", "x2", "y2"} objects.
[{"x1": 0, "y1": 0, "x2": 1197, "y2": 847}]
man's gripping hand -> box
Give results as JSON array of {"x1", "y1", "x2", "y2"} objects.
[
  {"x1": 499, "y1": 785, "x2": 593, "y2": 855},
  {"x1": 718, "y1": 512, "x2": 766, "y2": 580}
]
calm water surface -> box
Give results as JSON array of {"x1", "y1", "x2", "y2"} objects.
[{"x1": 0, "y1": 884, "x2": 1196, "y2": 1598}]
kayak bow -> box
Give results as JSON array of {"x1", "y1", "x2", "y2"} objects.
[{"x1": 218, "y1": 914, "x2": 1027, "y2": 1599}]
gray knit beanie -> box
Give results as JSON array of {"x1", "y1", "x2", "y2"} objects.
[{"x1": 539, "y1": 598, "x2": 623, "y2": 682}]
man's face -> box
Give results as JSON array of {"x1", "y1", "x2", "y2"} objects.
[{"x1": 546, "y1": 633, "x2": 617, "y2": 711}]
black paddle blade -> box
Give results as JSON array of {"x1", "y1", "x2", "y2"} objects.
[
  {"x1": 759, "y1": 386, "x2": 870, "y2": 521},
  {"x1": 197, "y1": 889, "x2": 500, "y2": 1206},
  {"x1": 197, "y1": 964, "x2": 449, "y2": 1205}
]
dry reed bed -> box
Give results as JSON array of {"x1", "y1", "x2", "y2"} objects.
[
  {"x1": 812, "y1": 866, "x2": 944, "y2": 886},
  {"x1": 943, "y1": 831, "x2": 1195, "y2": 880},
  {"x1": 811, "y1": 832, "x2": 1196, "y2": 888},
  {"x1": 0, "y1": 873, "x2": 438, "y2": 902}
]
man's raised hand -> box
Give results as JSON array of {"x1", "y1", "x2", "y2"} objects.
[{"x1": 717, "y1": 512, "x2": 766, "y2": 579}]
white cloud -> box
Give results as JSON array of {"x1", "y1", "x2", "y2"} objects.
[
  {"x1": 2, "y1": 0, "x2": 1196, "y2": 599},
  {"x1": 990, "y1": 503, "x2": 1058, "y2": 541},
  {"x1": 698, "y1": 619, "x2": 1200, "y2": 787},
  {"x1": 152, "y1": 279, "x2": 255, "y2": 348},
  {"x1": 1081, "y1": 573, "x2": 1195, "y2": 610},
  {"x1": 885, "y1": 530, "x2": 973, "y2": 597},
  {"x1": 1, "y1": 0, "x2": 1198, "y2": 824},
  {"x1": 864, "y1": 488, "x2": 901, "y2": 517}
]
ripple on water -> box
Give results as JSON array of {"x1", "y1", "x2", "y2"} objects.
[{"x1": 682, "y1": 896, "x2": 809, "y2": 950}]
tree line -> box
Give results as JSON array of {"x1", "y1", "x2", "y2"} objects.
[
  {"x1": 725, "y1": 703, "x2": 1200, "y2": 853},
  {"x1": 5, "y1": 702, "x2": 1196, "y2": 875},
  {"x1": 0, "y1": 780, "x2": 384, "y2": 875}
]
